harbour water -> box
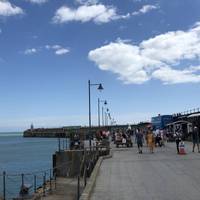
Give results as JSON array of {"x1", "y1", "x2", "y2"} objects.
[{"x1": 0, "y1": 132, "x2": 64, "y2": 199}]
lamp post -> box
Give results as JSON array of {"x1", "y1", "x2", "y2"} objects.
[
  {"x1": 98, "y1": 98, "x2": 100, "y2": 127},
  {"x1": 88, "y1": 80, "x2": 103, "y2": 149},
  {"x1": 98, "y1": 99, "x2": 107, "y2": 127},
  {"x1": 105, "y1": 108, "x2": 109, "y2": 126},
  {"x1": 107, "y1": 112, "x2": 111, "y2": 126},
  {"x1": 105, "y1": 112, "x2": 107, "y2": 126},
  {"x1": 102, "y1": 106, "x2": 104, "y2": 126}
]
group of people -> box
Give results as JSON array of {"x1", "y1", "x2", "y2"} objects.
[
  {"x1": 135, "y1": 125, "x2": 200, "y2": 154},
  {"x1": 135, "y1": 128, "x2": 156, "y2": 154},
  {"x1": 174, "y1": 125, "x2": 200, "y2": 154},
  {"x1": 114, "y1": 130, "x2": 131, "y2": 142}
]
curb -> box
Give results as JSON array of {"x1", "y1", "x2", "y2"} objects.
[{"x1": 79, "y1": 151, "x2": 113, "y2": 200}]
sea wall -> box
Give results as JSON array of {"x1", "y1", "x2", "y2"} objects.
[{"x1": 23, "y1": 124, "x2": 144, "y2": 138}]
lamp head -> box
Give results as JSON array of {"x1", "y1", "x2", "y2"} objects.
[
  {"x1": 104, "y1": 100, "x2": 107, "y2": 105},
  {"x1": 98, "y1": 83, "x2": 104, "y2": 91}
]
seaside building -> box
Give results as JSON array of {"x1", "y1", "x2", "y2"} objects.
[{"x1": 151, "y1": 114, "x2": 173, "y2": 130}]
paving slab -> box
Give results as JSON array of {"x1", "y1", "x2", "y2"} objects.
[{"x1": 91, "y1": 142, "x2": 200, "y2": 200}]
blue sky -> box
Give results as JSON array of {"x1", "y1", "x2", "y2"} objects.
[{"x1": 0, "y1": 0, "x2": 200, "y2": 131}]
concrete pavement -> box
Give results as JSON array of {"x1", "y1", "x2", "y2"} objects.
[
  {"x1": 91, "y1": 142, "x2": 200, "y2": 200},
  {"x1": 40, "y1": 177, "x2": 84, "y2": 200}
]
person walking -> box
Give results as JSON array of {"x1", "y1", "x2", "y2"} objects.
[
  {"x1": 147, "y1": 129, "x2": 155, "y2": 153},
  {"x1": 192, "y1": 126, "x2": 200, "y2": 153},
  {"x1": 135, "y1": 129, "x2": 144, "y2": 154},
  {"x1": 174, "y1": 129, "x2": 182, "y2": 154}
]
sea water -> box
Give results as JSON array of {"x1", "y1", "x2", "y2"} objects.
[{"x1": 0, "y1": 132, "x2": 66, "y2": 199}]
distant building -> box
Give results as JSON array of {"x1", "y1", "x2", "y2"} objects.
[{"x1": 151, "y1": 115, "x2": 173, "y2": 130}]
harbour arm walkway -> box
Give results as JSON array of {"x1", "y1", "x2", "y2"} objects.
[{"x1": 91, "y1": 142, "x2": 200, "y2": 200}]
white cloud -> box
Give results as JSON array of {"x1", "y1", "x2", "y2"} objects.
[
  {"x1": 0, "y1": 0, "x2": 23, "y2": 16},
  {"x1": 53, "y1": 3, "x2": 158, "y2": 24},
  {"x1": 24, "y1": 45, "x2": 69, "y2": 56},
  {"x1": 26, "y1": 0, "x2": 48, "y2": 4},
  {"x1": 152, "y1": 67, "x2": 200, "y2": 84},
  {"x1": 24, "y1": 48, "x2": 37, "y2": 55},
  {"x1": 55, "y1": 48, "x2": 69, "y2": 55},
  {"x1": 53, "y1": 4, "x2": 129, "y2": 24},
  {"x1": 140, "y1": 5, "x2": 158, "y2": 13},
  {"x1": 132, "y1": 4, "x2": 158, "y2": 16},
  {"x1": 45, "y1": 44, "x2": 70, "y2": 55},
  {"x1": 88, "y1": 22, "x2": 200, "y2": 85},
  {"x1": 45, "y1": 44, "x2": 62, "y2": 50}
]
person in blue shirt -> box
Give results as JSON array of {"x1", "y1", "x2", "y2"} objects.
[{"x1": 135, "y1": 129, "x2": 144, "y2": 154}]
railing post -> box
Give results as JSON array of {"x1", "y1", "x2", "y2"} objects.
[
  {"x1": 21, "y1": 173, "x2": 24, "y2": 187},
  {"x1": 77, "y1": 175, "x2": 80, "y2": 200},
  {"x1": 66, "y1": 138, "x2": 68, "y2": 150},
  {"x1": 34, "y1": 175, "x2": 37, "y2": 193},
  {"x1": 58, "y1": 137, "x2": 61, "y2": 152},
  {"x1": 63, "y1": 140, "x2": 65, "y2": 150},
  {"x1": 49, "y1": 169, "x2": 52, "y2": 192},
  {"x1": 43, "y1": 172, "x2": 46, "y2": 196},
  {"x1": 3, "y1": 171, "x2": 6, "y2": 200},
  {"x1": 54, "y1": 172, "x2": 57, "y2": 190},
  {"x1": 84, "y1": 166, "x2": 87, "y2": 187}
]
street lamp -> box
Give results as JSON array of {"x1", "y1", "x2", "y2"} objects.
[
  {"x1": 107, "y1": 111, "x2": 111, "y2": 126},
  {"x1": 88, "y1": 80, "x2": 103, "y2": 149},
  {"x1": 98, "y1": 99, "x2": 107, "y2": 127},
  {"x1": 105, "y1": 108, "x2": 109, "y2": 126},
  {"x1": 102, "y1": 100, "x2": 107, "y2": 126}
]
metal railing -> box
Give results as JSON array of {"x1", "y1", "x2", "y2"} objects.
[
  {"x1": 0, "y1": 161, "x2": 72, "y2": 200},
  {"x1": 76, "y1": 147, "x2": 102, "y2": 200},
  {"x1": 0, "y1": 146, "x2": 109, "y2": 200},
  {"x1": 173, "y1": 108, "x2": 200, "y2": 117}
]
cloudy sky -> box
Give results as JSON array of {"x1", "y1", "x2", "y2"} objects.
[{"x1": 0, "y1": 0, "x2": 200, "y2": 131}]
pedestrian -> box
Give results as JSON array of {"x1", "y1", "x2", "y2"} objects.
[
  {"x1": 192, "y1": 126, "x2": 200, "y2": 153},
  {"x1": 174, "y1": 129, "x2": 182, "y2": 154},
  {"x1": 135, "y1": 129, "x2": 144, "y2": 154},
  {"x1": 147, "y1": 129, "x2": 155, "y2": 153}
]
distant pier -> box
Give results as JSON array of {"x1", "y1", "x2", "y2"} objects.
[{"x1": 23, "y1": 124, "x2": 147, "y2": 138}]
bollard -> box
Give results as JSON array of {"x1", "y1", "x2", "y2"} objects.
[
  {"x1": 3, "y1": 171, "x2": 6, "y2": 200},
  {"x1": 77, "y1": 175, "x2": 80, "y2": 200},
  {"x1": 43, "y1": 172, "x2": 46, "y2": 196},
  {"x1": 34, "y1": 175, "x2": 37, "y2": 193}
]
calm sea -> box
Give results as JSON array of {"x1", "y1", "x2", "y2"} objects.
[{"x1": 0, "y1": 132, "x2": 65, "y2": 199}]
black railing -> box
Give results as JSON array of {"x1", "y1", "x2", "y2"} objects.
[
  {"x1": 173, "y1": 108, "x2": 200, "y2": 117},
  {"x1": 0, "y1": 146, "x2": 109, "y2": 200}
]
